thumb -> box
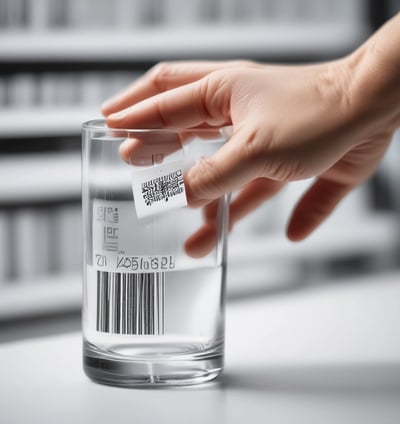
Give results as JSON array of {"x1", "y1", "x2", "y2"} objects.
[{"x1": 185, "y1": 127, "x2": 263, "y2": 207}]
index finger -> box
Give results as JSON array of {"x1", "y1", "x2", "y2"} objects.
[
  {"x1": 101, "y1": 61, "x2": 233, "y2": 117},
  {"x1": 106, "y1": 75, "x2": 231, "y2": 130}
]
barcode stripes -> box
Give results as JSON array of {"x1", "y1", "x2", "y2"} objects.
[{"x1": 96, "y1": 271, "x2": 165, "y2": 335}]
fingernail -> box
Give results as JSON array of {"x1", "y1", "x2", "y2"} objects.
[
  {"x1": 108, "y1": 110, "x2": 127, "y2": 120},
  {"x1": 101, "y1": 99, "x2": 115, "y2": 113}
]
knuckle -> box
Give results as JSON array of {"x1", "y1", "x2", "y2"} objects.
[
  {"x1": 262, "y1": 159, "x2": 306, "y2": 182},
  {"x1": 238, "y1": 127, "x2": 272, "y2": 176},
  {"x1": 196, "y1": 77, "x2": 214, "y2": 122},
  {"x1": 242, "y1": 127, "x2": 262, "y2": 154},
  {"x1": 154, "y1": 95, "x2": 171, "y2": 127},
  {"x1": 247, "y1": 127, "x2": 308, "y2": 181},
  {"x1": 149, "y1": 62, "x2": 173, "y2": 90},
  {"x1": 150, "y1": 62, "x2": 171, "y2": 76},
  {"x1": 200, "y1": 72, "x2": 222, "y2": 97},
  {"x1": 198, "y1": 72, "x2": 231, "y2": 123}
]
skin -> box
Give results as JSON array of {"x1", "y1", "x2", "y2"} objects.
[{"x1": 102, "y1": 13, "x2": 400, "y2": 257}]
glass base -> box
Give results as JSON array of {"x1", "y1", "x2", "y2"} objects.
[{"x1": 83, "y1": 340, "x2": 224, "y2": 387}]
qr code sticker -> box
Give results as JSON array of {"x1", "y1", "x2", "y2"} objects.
[
  {"x1": 131, "y1": 161, "x2": 187, "y2": 218},
  {"x1": 141, "y1": 169, "x2": 184, "y2": 206}
]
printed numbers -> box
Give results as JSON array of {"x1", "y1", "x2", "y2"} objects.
[
  {"x1": 116, "y1": 255, "x2": 175, "y2": 272},
  {"x1": 96, "y1": 254, "x2": 107, "y2": 268}
]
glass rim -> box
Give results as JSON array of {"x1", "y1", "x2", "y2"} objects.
[{"x1": 82, "y1": 118, "x2": 232, "y2": 135}]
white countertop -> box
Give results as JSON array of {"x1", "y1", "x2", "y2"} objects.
[{"x1": 1, "y1": 270, "x2": 400, "y2": 423}]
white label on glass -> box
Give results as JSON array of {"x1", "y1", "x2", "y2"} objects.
[
  {"x1": 131, "y1": 160, "x2": 187, "y2": 218},
  {"x1": 92, "y1": 200, "x2": 176, "y2": 273}
]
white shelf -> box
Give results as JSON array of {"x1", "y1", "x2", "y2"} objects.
[
  {"x1": 0, "y1": 273, "x2": 81, "y2": 321},
  {"x1": 0, "y1": 107, "x2": 99, "y2": 138},
  {"x1": 0, "y1": 151, "x2": 81, "y2": 203},
  {"x1": 0, "y1": 23, "x2": 369, "y2": 61},
  {"x1": 0, "y1": 257, "x2": 298, "y2": 323}
]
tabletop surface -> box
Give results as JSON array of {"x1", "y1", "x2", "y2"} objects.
[{"x1": 1, "y1": 270, "x2": 400, "y2": 424}]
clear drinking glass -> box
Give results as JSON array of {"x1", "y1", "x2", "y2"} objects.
[{"x1": 81, "y1": 119, "x2": 230, "y2": 386}]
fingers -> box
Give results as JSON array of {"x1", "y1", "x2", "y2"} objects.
[
  {"x1": 101, "y1": 61, "x2": 237, "y2": 116},
  {"x1": 119, "y1": 132, "x2": 183, "y2": 166},
  {"x1": 185, "y1": 178, "x2": 285, "y2": 257},
  {"x1": 228, "y1": 178, "x2": 285, "y2": 227},
  {"x1": 106, "y1": 74, "x2": 232, "y2": 130},
  {"x1": 185, "y1": 175, "x2": 352, "y2": 257},
  {"x1": 118, "y1": 127, "x2": 225, "y2": 166},
  {"x1": 106, "y1": 70, "x2": 266, "y2": 207},
  {"x1": 200, "y1": 178, "x2": 284, "y2": 230},
  {"x1": 286, "y1": 177, "x2": 353, "y2": 241},
  {"x1": 184, "y1": 221, "x2": 218, "y2": 258}
]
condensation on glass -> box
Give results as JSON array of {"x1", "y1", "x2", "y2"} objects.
[{"x1": 82, "y1": 119, "x2": 230, "y2": 386}]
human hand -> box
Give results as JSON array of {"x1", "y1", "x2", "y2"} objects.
[{"x1": 102, "y1": 22, "x2": 400, "y2": 257}]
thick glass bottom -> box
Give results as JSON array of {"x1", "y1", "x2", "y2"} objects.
[{"x1": 83, "y1": 339, "x2": 224, "y2": 387}]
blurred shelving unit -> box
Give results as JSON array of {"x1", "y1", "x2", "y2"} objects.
[
  {"x1": 0, "y1": 106, "x2": 98, "y2": 138},
  {"x1": 0, "y1": 0, "x2": 372, "y2": 138},
  {"x1": 0, "y1": 22, "x2": 368, "y2": 62},
  {"x1": 1, "y1": 0, "x2": 399, "y2": 323}
]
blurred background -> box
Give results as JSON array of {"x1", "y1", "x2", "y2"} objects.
[{"x1": 0, "y1": 0, "x2": 399, "y2": 343}]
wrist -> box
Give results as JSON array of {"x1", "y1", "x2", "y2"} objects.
[{"x1": 348, "y1": 14, "x2": 400, "y2": 134}]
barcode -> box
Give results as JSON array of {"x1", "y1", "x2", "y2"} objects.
[
  {"x1": 141, "y1": 169, "x2": 184, "y2": 206},
  {"x1": 96, "y1": 271, "x2": 165, "y2": 335}
]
